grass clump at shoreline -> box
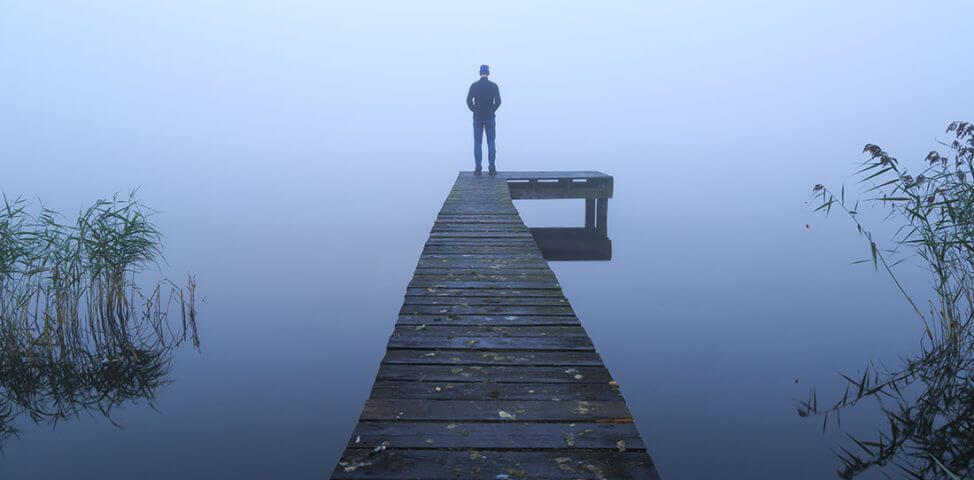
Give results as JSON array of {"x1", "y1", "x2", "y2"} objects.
[
  {"x1": 804, "y1": 122, "x2": 974, "y2": 479},
  {"x1": 0, "y1": 192, "x2": 198, "y2": 444}
]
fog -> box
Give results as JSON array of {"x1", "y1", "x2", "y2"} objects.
[{"x1": 2, "y1": 1, "x2": 973, "y2": 478}]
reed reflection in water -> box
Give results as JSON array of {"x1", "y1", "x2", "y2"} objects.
[{"x1": 0, "y1": 194, "x2": 199, "y2": 445}]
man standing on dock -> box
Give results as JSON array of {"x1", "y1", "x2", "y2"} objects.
[{"x1": 467, "y1": 64, "x2": 501, "y2": 175}]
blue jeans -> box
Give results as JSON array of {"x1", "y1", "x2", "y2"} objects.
[{"x1": 473, "y1": 117, "x2": 496, "y2": 171}]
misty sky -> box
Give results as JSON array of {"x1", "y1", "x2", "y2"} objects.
[{"x1": 4, "y1": 1, "x2": 972, "y2": 203}]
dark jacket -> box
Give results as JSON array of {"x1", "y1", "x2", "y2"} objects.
[{"x1": 467, "y1": 77, "x2": 501, "y2": 120}]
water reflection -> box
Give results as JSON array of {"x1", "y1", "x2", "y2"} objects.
[
  {"x1": 530, "y1": 227, "x2": 612, "y2": 261},
  {"x1": 0, "y1": 342, "x2": 175, "y2": 446}
]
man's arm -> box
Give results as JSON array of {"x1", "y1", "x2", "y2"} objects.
[
  {"x1": 493, "y1": 84, "x2": 501, "y2": 112},
  {"x1": 466, "y1": 84, "x2": 475, "y2": 112}
]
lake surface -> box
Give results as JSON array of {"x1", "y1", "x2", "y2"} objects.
[
  {"x1": 0, "y1": 166, "x2": 934, "y2": 479},
  {"x1": 2, "y1": 2, "x2": 972, "y2": 479}
]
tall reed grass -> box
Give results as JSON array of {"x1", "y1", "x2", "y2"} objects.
[
  {"x1": 0, "y1": 192, "x2": 198, "y2": 445},
  {"x1": 804, "y1": 122, "x2": 974, "y2": 479}
]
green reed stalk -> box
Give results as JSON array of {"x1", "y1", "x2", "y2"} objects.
[{"x1": 804, "y1": 122, "x2": 974, "y2": 479}]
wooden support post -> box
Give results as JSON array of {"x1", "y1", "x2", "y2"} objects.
[
  {"x1": 585, "y1": 198, "x2": 596, "y2": 229},
  {"x1": 596, "y1": 198, "x2": 608, "y2": 235}
]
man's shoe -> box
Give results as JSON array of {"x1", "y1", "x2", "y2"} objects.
[
  {"x1": 488, "y1": 169, "x2": 497, "y2": 176},
  {"x1": 474, "y1": 169, "x2": 482, "y2": 176}
]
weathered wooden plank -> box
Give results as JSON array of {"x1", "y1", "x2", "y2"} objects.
[
  {"x1": 408, "y1": 280, "x2": 561, "y2": 289},
  {"x1": 510, "y1": 187, "x2": 614, "y2": 200},
  {"x1": 431, "y1": 224, "x2": 529, "y2": 230},
  {"x1": 369, "y1": 381, "x2": 622, "y2": 401},
  {"x1": 429, "y1": 234, "x2": 534, "y2": 240},
  {"x1": 425, "y1": 231, "x2": 530, "y2": 236},
  {"x1": 497, "y1": 171, "x2": 612, "y2": 179},
  {"x1": 397, "y1": 314, "x2": 581, "y2": 326},
  {"x1": 392, "y1": 325, "x2": 586, "y2": 337},
  {"x1": 386, "y1": 335, "x2": 593, "y2": 351},
  {"x1": 421, "y1": 246, "x2": 541, "y2": 254},
  {"x1": 433, "y1": 218, "x2": 524, "y2": 224},
  {"x1": 433, "y1": 217, "x2": 524, "y2": 221},
  {"x1": 413, "y1": 265, "x2": 552, "y2": 272},
  {"x1": 333, "y1": 450, "x2": 657, "y2": 480},
  {"x1": 419, "y1": 255, "x2": 553, "y2": 264},
  {"x1": 360, "y1": 399, "x2": 633, "y2": 422},
  {"x1": 402, "y1": 296, "x2": 569, "y2": 306},
  {"x1": 428, "y1": 218, "x2": 523, "y2": 222},
  {"x1": 423, "y1": 243, "x2": 538, "y2": 249},
  {"x1": 416, "y1": 258, "x2": 549, "y2": 268},
  {"x1": 345, "y1": 422, "x2": 646, "y2": 450},
  {"x1": 411, "y1": 272, "x2": 556, "y2": 280},
  {"x1": 417, "y1": 259, "x2": 547, "y2": 265},
  {"x1": 417, "y1": 257, "x2": 548, "y2": 265},
  {"x1": 381, "y1": 349, "x2": 603, "y2": 366},
  {"x1": 439, "y1": 204, "x2": 514, "y2": 206},
  {"x1": 431, "y1": 229, "x2": 531, "y2": 235},
  {"x1": 426, "y1": 235, "x2": 534, "y2": 241},
  {"x1": 433, "y1": 217, "x2": 524, "y2": 222},
  {"x1": 424, "y1": 241, "x2": 538, "y2": 248},
  {"x1": 400, "y1": 305, "x2": 574, "y2": 316},
  {"x1": 375, "y1": 364, "x2": 613, "y2": 383},
  {"x1": 419, "y1": 254, "x2": 544, "y2": 260},
  {"x1": 412, "y1": 268, "x2": 558, "y2": 276},
  {"x1": 405, "y1": 288, "x2": 565, "y2": 298},
  {"x1": 435, "y1": 212, "x2": 521, "y2": 217},
  {"x1": 423, "y1": 251, "x2": 536, "y2": 257},
  {"x1": 421, "y1": 249, "x2": 544, "y2": 258},
  {"x1": 420, "y1": 251, "x2": 543, "y2": 258},
  {"x1": 423, "y1": 242, "x2": 541, "y2": 249}
]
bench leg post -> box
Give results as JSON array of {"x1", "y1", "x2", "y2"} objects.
[
  {"x1": 596, "y1": 198, "x2": 608, "y2": 235},
  {"x1": 585, "y1": 198, "x2": 596, "y2": 229}
]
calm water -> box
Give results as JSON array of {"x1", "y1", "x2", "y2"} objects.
[
  {"x1": 2, "y1": 2, "x2": 973, "y2": 479},
  {"x1": 0, "y1": 169, "x2": 935, "y2": 479}
]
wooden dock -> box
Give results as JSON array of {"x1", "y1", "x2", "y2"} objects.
[{"x1": 332, "y1": 172, "x2": 659, "y2": 479}]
